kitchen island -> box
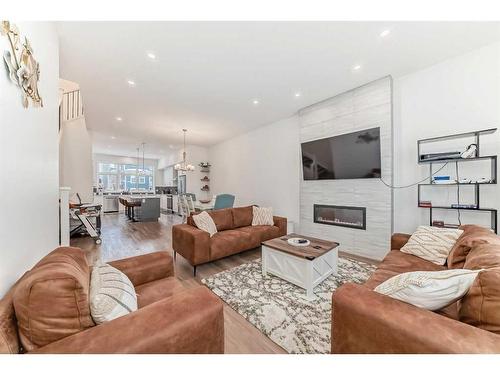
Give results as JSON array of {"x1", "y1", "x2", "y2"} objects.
[{"x1": 122, "y1": 195, "x2": 160, "y2": 222}]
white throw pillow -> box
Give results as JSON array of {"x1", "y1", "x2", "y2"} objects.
[
  {"x1": 374, "y1": 269, "x2": 481, "y2": 310},
  {"x1": 192, "y1": 211, "x2": 217, "y2": 237},
  {"x1": 252, "y1": 206, "x2": 274, "y2": 226},
  {"x1": 90, "y1": 263, "x2": 138, "y2": 324},
  {"x1": 400, "y1": 225, "x2": 464, "y2": 265}
]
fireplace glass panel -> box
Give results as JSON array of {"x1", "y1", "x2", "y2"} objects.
[{"x1": 313, "y1": 204, "x2": 366, "y2": 230}]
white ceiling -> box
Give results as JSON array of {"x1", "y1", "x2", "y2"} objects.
[{"x1": 57, "y1": 21, "x2": 500, "y2": 158}]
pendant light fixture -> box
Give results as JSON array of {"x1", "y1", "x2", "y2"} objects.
[
  {"x1": 138, "y1": 142, "x2": 146, "y2": 176},
  {"x1": 174, "y1": 129, "x2": 195, "y2": 172}
]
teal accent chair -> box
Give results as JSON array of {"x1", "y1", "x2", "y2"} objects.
[{"x1": 213, "y1": 194, "x2": 235, "y2": 210}]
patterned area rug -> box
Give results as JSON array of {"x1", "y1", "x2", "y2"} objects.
[{"x1": 201, "y1": 257, "x2": 376, "y2": 354}]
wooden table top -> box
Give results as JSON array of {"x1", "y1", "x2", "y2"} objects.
[{"x1": 261, "y1": 233, "x2": 339, "y2": 260}]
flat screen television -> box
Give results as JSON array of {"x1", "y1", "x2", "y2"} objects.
[{"x1": 301, "y1": 127, "x2": 381, "y2": 180}]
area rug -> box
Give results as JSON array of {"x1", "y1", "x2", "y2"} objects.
[{"x1": 201, "y1": 257, "x2": 376, "y2": 354}]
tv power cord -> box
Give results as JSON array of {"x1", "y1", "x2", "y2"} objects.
[{"x1": 379, "y1": 162, "x2": 449, "y2": 189}]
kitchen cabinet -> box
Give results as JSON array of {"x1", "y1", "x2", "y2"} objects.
[
  {"x1": 172, "y1": 195, "x2": 178, "y2": 214},
  {"x1": 160, "y1": 195, "x2": 168, "y2": 210}
]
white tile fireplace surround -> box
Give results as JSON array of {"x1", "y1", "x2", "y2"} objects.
[{"x1": 299, "y1": 77, "x2": 393, "y2": 261}]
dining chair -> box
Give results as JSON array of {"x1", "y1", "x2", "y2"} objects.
[
  {"x1": 185, "y1": 195, "x2": 197, "y2": 214},
  {"x1": 185, "y1": 193, "x2": 196, "y2": 202},
  {"x1": 178, "y1": 195, "x2": 190, "y2": 223},
  {"x1": 213, "y1": 194, "x2": 235, "y2": 210}
]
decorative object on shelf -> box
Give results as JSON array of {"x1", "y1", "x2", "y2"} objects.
[
  {"x1": 201, "y1": 185, "x2": 209, "y2": 191},
  {"x1": 1, "y1": 21, "x2": 43, "y2": 108},
  {"x1": 461, "y1": 144, "x2": 477, "y2": 159},
  {"x1": 174, "y1": 129, "x2": 195, "y2": 172},
  {"x1": 432, "y1": 220, "x2": 445, "y2": 227},
  {"x1": 201, "y1": 176, "x2": 210, "y2": 182},
  {"x1": 199, "y1": 162, "x2": 211, "y2": 169},
  {"x1": 417, "y1": 128, "x2": 498, "y2": 233},
  {"x1": 287, "y1": 237, "x2": 311, "y2": 247}
]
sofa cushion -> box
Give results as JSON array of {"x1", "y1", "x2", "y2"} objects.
[
  {"x1": 89, "y1": 264, "x2": 138, "y2": 324},
  {"x1": 209, "y1": 229, "x2": 253, "y2": 260},
  {"x1": 400, "y1": 225, "x2": 463, "y2": 265},
  {"x1": 365, "y1": 250, "x2": 459, "y2": 319},
  {"x1": 364, "y1": 250, "x2": 445, "y2": 289},
  {"x1": 13, "y1": 247, "x2": 95, "y2": 351},
  {"x1": 207, "y1": 208, "x2": 234, "y2": 231},
  {"x1": 374, "y1": 269, "x2": 480, "y2": 311},
  {"x1": 192, "y1": 211, "x2": 218, "y2": 237},
  {"x1": 458, "y1": 243, "x2": 500, "y2": 334},
  {"x1": 237, "y1": 225, "x2": 281, "y2": 245},
  {"x1": 447, "y1": 225, "x2": 497, "y2": 269},
  {"x1": 136, "y1": 277, "x2": 189, "y2": 308},
  {"x1": 232, "y1": 206, "x2": 254, "y2": 228},
  {"x1": 252, "y1": 206, "x2": 274, "y2": 226}
]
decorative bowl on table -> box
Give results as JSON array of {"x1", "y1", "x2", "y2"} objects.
[
  {"x1": 199, "y1": 199, "x2": 211, "y2": 204},
  {"x1": 287, "y1": 237, "x2": 310, "y2": 247}
]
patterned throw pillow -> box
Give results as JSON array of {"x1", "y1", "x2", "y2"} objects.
[
  {"x1": 375, "y1": 269, "x2": 481, "y2": 310},
  {"x1": 192, "y1": 211, "x2": 218, "y2": 237},
  {"x1": 90, "y1": 264, "x2": 138, "y2": 324},
  {"x1": 400, "y1": 225, "x2": 464, "y2": 265},
  {"x1": 252, "y1": 206, "x2": 274, "y2": 226}
]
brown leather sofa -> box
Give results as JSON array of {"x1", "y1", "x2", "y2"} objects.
[
  {"x1": 0, "y1": 247, "x2": 224, "y2": 354},
  {"x1": 332, "y1": 225, "x2": 500, "y2": 353},
  {"x1": 172, "y1": 206, "x2": 287, "y2": 275}
]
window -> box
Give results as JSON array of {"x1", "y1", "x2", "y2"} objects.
[{"x1": 96, "y1": 162, "x2": 155, "y2": 192}]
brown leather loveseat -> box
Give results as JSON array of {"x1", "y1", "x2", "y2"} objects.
[
  {"x1": 0, "y1": 247, "x2": 224, "y2": 354},
  {"x1": 332, "y1": 225, "x2": 500, "y2": 353},
  {"x1": 172, "y1": 206, "x2": 287, "y2": 275}
]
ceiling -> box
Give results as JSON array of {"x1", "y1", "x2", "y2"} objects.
[{"x1": 57, "y1": 21, "x2": 500, "y2": 158}]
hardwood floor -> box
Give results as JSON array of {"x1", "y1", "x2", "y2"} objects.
[{"x1": 71, "y1": 211, "x2": 286, "y2": 354}]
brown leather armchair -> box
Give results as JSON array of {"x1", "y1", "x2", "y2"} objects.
[{"x1": 0, "y1": 248, "x2": 224, "y2": 354}]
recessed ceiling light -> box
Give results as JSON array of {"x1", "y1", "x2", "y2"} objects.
[
  {"x1": 168, "y1": 144, "x2": 175, "y2": 149},
  {"x1": 147, "y1": 52, "x2": 156, "y2": 60},
  {"x1": 115, "y1": 117, "x2": 123, "y2": 122},
  {"x1": 253, "y1": 99, "x2": 260, "y2": 105},
  {"x1": 380, "y1": 29, "x2": 391, "y2": 38},
  {"x1": 127, "y1": 80, "x2": 136, "y2": 86},
  {"x1": 294, "y1": 92, "x2": 302, "y2": 98},
  {"x1": 111, "y1": 136, "x2": 116, "y2": 140},
  {"x1": 352, "y1": 64, "x2": 362, "y2": 71}
]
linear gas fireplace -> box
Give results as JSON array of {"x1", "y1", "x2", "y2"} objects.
[{"x1": 313, "y1": 204, "x2": 366, "y2": 230}]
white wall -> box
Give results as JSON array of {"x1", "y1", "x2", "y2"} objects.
[
  {"x1": 0, "y1": 22, "x2": 60, "y2": 296},
  {"x1": 209, "y1": 116, "x2": 300, "y2": 224},
  {"x1": 393, "y1": 42, "x2": 500, "y2": 233},
  {"x1": 60, "y1": 117, "x2": 94, "y2": 202}
]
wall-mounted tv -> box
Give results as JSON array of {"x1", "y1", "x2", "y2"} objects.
[{"x1": 301, "y1": 127, "x2": 381, "y2": 180}]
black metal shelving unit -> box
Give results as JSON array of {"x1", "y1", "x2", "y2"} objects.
[{"x1": 417, "y1": 128, "x2": 498, "y2": 233}]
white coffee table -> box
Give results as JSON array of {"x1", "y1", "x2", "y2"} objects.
[{"x1": 261, "y1": 234, "x2": 339, "y2": 300}]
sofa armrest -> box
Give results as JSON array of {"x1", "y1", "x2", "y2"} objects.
[
  {"x1": 332, "y1": 283, "x2": 500, "y2": 353},
  {"x1": 172, "y1": 224, "x2": 210, "y2": 266},
  {"x1": 391, "y1": 233, "x2": 411, "y2": 250},
  {"x1": 273, "y1": 216, "x2": 287, "y2": 236},
  {"x1": 31, "y1": 287, "x2": 224, "y2": 354},
  {"x1": 108, "y1": 251, "x2": 173, "y2": 287}
]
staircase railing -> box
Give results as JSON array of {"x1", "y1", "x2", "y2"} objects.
[{"x1": 59, "y1": 89, "x2": 84, "y2": 127}]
